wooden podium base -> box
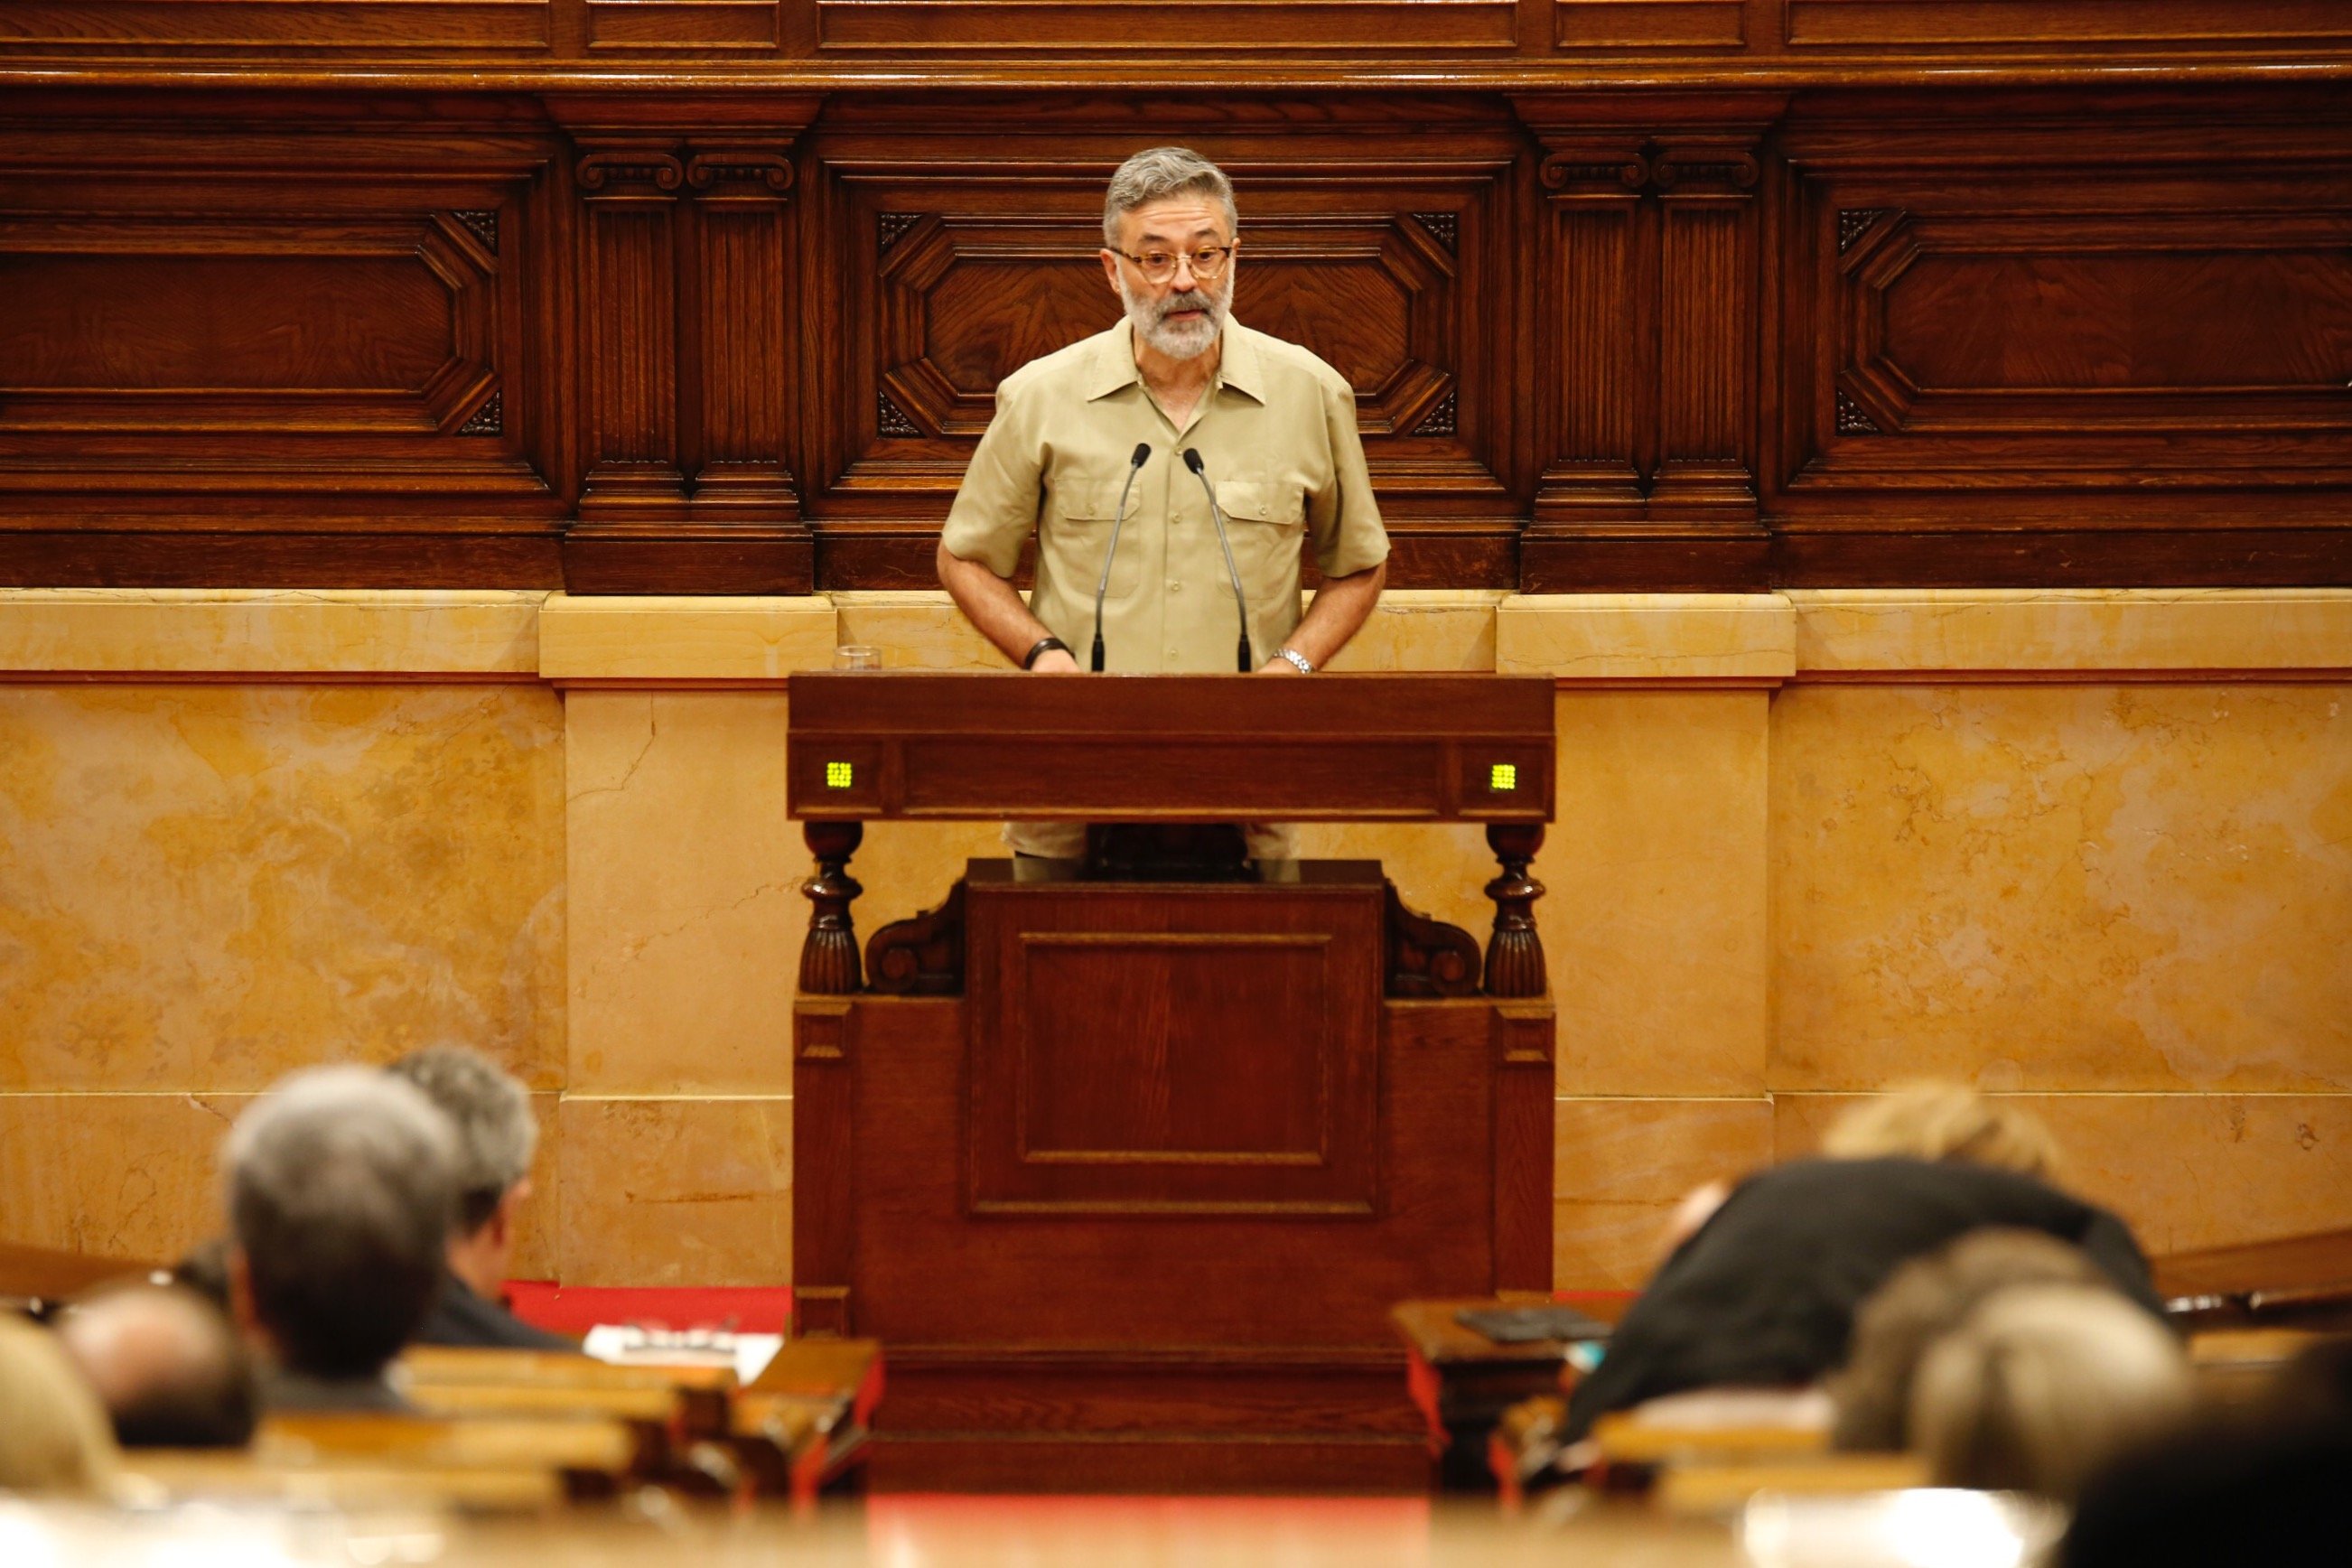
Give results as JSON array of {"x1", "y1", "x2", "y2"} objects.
[{"x1": 793, "y1": 859, "x2": 1554, "y2": 1493}]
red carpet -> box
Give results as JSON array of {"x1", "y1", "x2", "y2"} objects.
[{"x1": 503, "y1": 1281, "x2": 794, "y2": 1336}]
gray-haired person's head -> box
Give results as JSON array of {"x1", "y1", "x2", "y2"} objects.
[
  {"x1": 386, "y1": 1046, "x2": 537, "y2": 1237},
  {"x1": 1102, "y1": 146, "x2": 1237, "y2": 248},
  {"x1": 226, "y1": 1066, "x2": 457, "y2": 1379}
]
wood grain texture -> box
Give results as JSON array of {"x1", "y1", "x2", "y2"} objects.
[{"x1": 1, "y1": 79, "x2": 2349, "y2": 589}]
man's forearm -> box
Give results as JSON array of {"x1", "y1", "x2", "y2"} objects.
[
  {"x1": 937, "y1": 541, "x2": 1055, "y2": 666},
  {"x1": 1278, "y1": 560, "x2": 1386, "y2": 668}
]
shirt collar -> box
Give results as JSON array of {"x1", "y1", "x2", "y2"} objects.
[{"x1": 1084, "y1": 316, "x2": 1264, "y2": 404}]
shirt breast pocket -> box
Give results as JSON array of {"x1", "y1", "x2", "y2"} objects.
[
  {"x1": 1212, "y1": 478, "x2": 1306, "y2": 598},
  {"x1": 1047, "y1": 478, "x2": 1143, "y2": 602}
]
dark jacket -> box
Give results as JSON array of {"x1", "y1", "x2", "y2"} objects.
[
  {"x1": 412, "y1": 1271, "x2": 579, "y2": 1353},
  {"x1": 1563, "y1": 1156, "x2": 2160, "y2": 1440},
  {"x1": 260, "y1": 1364, "x2": 413, "y2": 1414}
]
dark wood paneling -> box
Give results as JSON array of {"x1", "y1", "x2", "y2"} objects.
[
  {"x1": 1557, "y1": 1, "x2": 1746, "y2": 50},
  {"x1": 1783, "y1": 2, "x2": 2352, "y2": 48},
  {"x1": 0, "y1": 100, "x2": 572, "y2": 585},
  {"x1": 812, "y1": 1, "x2": 1518, "y2": 52},
  {"x1": 1, "y1": 78, "x2": 2348, "y2": 590},
  {"x1": 1771, "y1": 96, "x2": 2352, "y2": 546},
  {"x1": 0, "y1": 1, "x2": 550, "y2": 50}
]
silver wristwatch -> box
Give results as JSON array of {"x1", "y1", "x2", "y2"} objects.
[{"x1": 1275, "y1": 647, "x2": 1315, "y2": 675}]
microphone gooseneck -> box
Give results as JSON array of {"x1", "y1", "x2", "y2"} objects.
[
  {"x1": 1182, "y1": 448, "x2": 1253, "y2": 673},
  {"x1": 1090, "y1": 442, "x2": 1153, "y2": 672}
]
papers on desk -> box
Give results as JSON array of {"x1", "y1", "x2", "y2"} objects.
[{"x1": 582, "y1": 1324, "x2": 783, "y2": 1385}]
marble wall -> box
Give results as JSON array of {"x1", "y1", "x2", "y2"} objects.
[{"x1": 2, "y1": 587, "x2": 2346, "y2": 1293}]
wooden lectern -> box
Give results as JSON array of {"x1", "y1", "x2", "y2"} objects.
[{"x1": 785, "y1": 673, "x2": 1555, "y2": 1491}]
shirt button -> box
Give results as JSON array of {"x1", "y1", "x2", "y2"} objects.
[{"x1": 1169, "y1": 581, "x2": 1182, "y2": 593}]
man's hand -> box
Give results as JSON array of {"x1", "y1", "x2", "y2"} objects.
[
  {"x1": 1255, "y1": 655, "x2": 1302, "y2": 675},
  {"x1": 1031, "y1": 648, "x2": 1083, "y2": 675}
]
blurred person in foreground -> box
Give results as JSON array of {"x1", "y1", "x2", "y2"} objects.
[
  {"x1": 1562, "y1": 1084, "x2": 2157, "y2": 1441},
  {"x1": 0, "y1": 1314, "x2": 118, "y2": 1495},
  {"x1": 55, "y1": 1281, "x2": 257, "y2": 1448},
  {"x1": 225, "y1": 1066, "x2": 458, "y2": 1411},
  {"x1": 386, "y1": 1046, "x2": 575, "y2": 1352},
  {"x1": 1907, "y1": 1282, "x2": 2193, "y2": 1503},
  {"x1": 2061, "y1": 1335, "x2": 2352, "y2": 1567},
  {"x1": 1829, "y1": 1226, "x2": 2119, "y2": 1452}
]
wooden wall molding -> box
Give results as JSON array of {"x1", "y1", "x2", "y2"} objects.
[{"x1": 0, "y1": 79, "x2": 2347, "y2": 592}]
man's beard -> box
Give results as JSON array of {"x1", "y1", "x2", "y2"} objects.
[{"x1": 1119, "y1": 272, "x2": 1230, "y2": 362}]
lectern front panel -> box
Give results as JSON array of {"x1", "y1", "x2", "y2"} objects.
[{"x1": 966, "y1": 867, "x2": 1383, "y2": 1216}]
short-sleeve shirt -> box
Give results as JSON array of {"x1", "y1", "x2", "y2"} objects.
[{"x1": 941, "y1": 315, "x2": 1389, "y2": 673}]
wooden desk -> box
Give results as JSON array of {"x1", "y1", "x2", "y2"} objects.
[
  {"x1": 1389, "y1": 1297, "x2": 1625, "y2": 1491},
  {"x1": 2156, "y1": 1226, "x2": 2352, "y2": 1330},
  {"x1": 0, "y1": 1240, "x2": 158, "y2": 1314}
]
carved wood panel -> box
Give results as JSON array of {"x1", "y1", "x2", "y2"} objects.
[
  {"x1": 0, "y1": 109, "x2": 570, "y2": 585},
  {"x1": 811, "y1": 1, "x2": 1517, "y2": 51},
  {"x1": 1783, "y1": 1, "x2": 2352, "y2": 48},
  {"x1": 800, "y1": 99, "x2": 1528, "y2": 590},
  {"x1": 1775, "y1": 104, "x2": 2352, "y2": 546},
  {"x1": 967, "y1": 882, "x2": 1383, "y2": 1217},
  {"x1": 0, "y1": 0, "x2": 552, "y2": 49},
  {"x1": 1556, "y1": 0, "x2": 1746, "y2": 49}
]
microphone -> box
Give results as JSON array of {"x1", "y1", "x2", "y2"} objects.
[
  {"x1": 1182, "y1": 448, "x2": 1253, "y2": 673},
  {"x1": 1090, "y1": 442, "x2": 1152, "y2": 673}
]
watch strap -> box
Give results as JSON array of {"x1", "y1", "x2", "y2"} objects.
[{"x1": 1022, "y1": 636, "x2": 1072, "y2": 669}]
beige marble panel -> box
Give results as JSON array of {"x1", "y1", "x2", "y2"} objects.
[
  {"x1": 1771, "y1": 684, "x2": 2352, "y2": 1093},
  {"x1": 538, "y1": 594, "x2": 836, "y2": 683},
  {"x1": 1774, "y1": 1093, "x2": 2352, "y2": 1258},
  {"x1": 0, "y1": 686, "x2": 565, "y2": 1092},
  {"x1": 1540, "y1": 692, "x2": 1771, "y2": 1096},
  {"x1": 565, "y1": 692, "x2": 802, "y2": 1097},
  {"x1": 1790, "y1": 588, "x2": 2352, "y2": 675},
  {"x1": 555, "y1": 1097, "x2": 792, "y2": 1287},
  {"x1": 831, "y1": 593, "x2": 1009, "y2": 672},
  {"x1": 0, "y1": 589, "x2": 545, "y2": 676},
  {"x1": 1497, "y1": 594, "x2": 1794, "y2": 683},
  {"x1": 1554, "y1": 1097, "x2": 1775, "y2": 1292},
  {"x1": 0, "y1": 1086, "x2": 560, "y2": 1278}
]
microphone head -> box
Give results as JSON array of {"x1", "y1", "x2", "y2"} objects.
[
  {"x1": 1182, "y1": 448, "x2": 1205, "y2": 474},
  {"x1": 1130, "y1": 442, "x2": 1151, "y2": 468}
]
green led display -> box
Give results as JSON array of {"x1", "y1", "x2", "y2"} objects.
[
  {"x1": 826, "y1": 761, "x2": 854, "y2": 789},
  {"x1": 1489, "y1": 762, "x2": 1517, "y2": 792}
]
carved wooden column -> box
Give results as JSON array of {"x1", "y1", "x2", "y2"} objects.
[
  {"x1": 572, "y1": 137, "x2": 689, "y2": 534},
  {"x1": 798, "y1": 821, "x2": 865, "y2": 994},
  {"x1": 1512, "y1": 98, "x2": 1778, "y2": 591},
  {"x1": 554, "y1": 101, "x2": 820, "y2": 593},
  {"x1": 1481, "y1": 823, "x2": 1547, "y2": 999}
]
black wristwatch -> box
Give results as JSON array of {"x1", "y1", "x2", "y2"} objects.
[{"x1": 1022, "y1": 636, "x2": 1072, "y2": 670}]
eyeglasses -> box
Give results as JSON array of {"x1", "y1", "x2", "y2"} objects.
[{"x1": 1114, "y1": 245, "x2": 1235, "y2": 285}]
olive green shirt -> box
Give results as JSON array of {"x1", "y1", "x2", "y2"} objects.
[{"x1": 941, "y1": 315, "x2": 1389, "y2": 673}]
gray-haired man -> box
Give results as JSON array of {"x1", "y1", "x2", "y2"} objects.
[
  {"x1": 387, "y1": 1046, "x2": 576, "y2": 1352},
  {"x1": 224, "y1": 1066, "x2": 458, "y2": 1411},
  {"x1": 938, "y1": 146, "x2": 1390, "y2": 859}
]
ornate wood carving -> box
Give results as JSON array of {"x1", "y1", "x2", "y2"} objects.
[
  {"x1": 1557, "y1": 0, "x2": 1745, "y2": 49},
  {"x1": 1772, "y1": 99, "x2": 2352, "y2": 570},
  {"x1": 1481, "y1": 823, "x2": 1547, "y2": 999},
  {"x1": 1515, "y1": 99, "x2": 1776, "y2": 590},
  {"x1": 798, "y1": 98, "x2": 1523, "y2": 590},
  {"x1": 811, "y1": 1, "x2": 1516, "y2": 51},
  {"x1": 798, "y1": 820, "x2": 866, "y2": 995},
  {"x1": 557, "y1": 106, "x2": 820, "y2": 593},
  {"x1": 3, "y1": 75, "x2": 2349, "y2": 591},
  {"x1": 1384, "y1": 881, "x2": 1480, "y2": 999},
  {"x1": 865, "y1": 881, "x2": 966, "y2": 996}
]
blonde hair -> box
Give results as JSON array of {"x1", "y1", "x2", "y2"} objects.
[
  {"x1": 1909, "y1": 1283, "x2": 2192, "y2": 1502},
  {"x1": 1821, "y1": 1083, "x2": 2061, "y2": 1180},
  {"x1": 0, "y1": 1315, "x2": 119, "y2": 1496}
]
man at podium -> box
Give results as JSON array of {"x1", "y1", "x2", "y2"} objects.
[{"x1": 934, "y1": 145, "x2": 1390, "y2": 858}]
